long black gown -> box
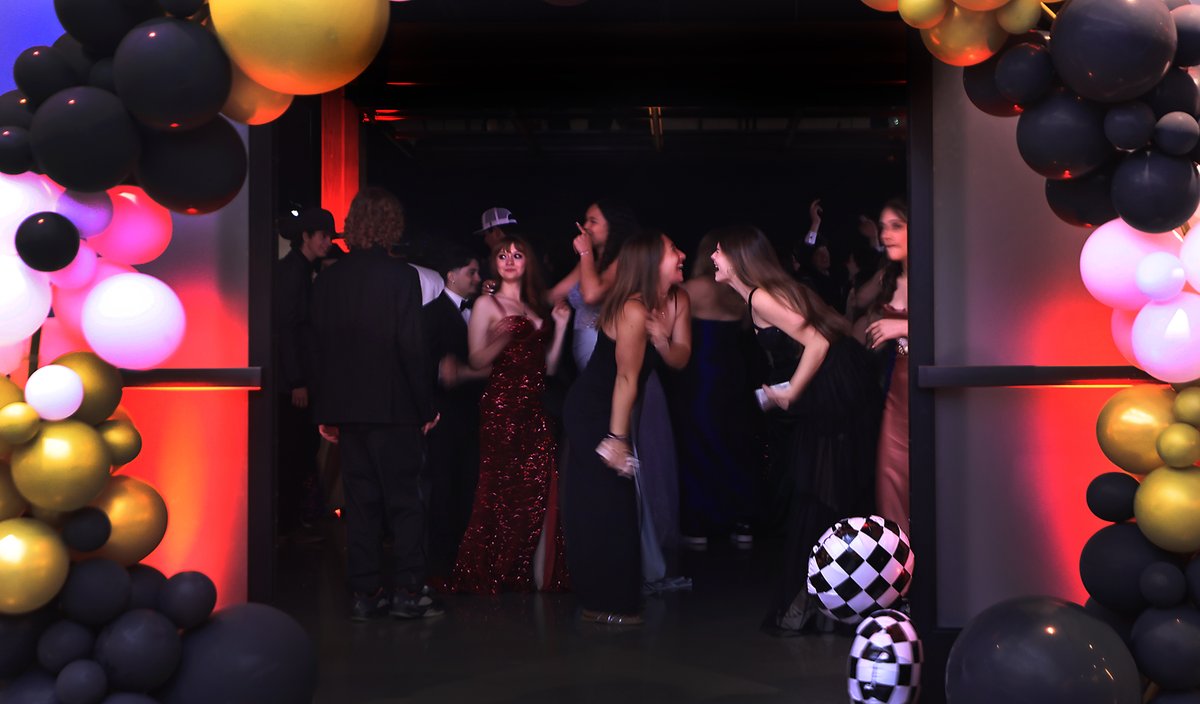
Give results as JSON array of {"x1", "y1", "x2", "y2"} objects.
[
  {"x1": 749, "y1": 288, "x2": 882, "y2": 634},
  {"x1": 562, "y1": 332, "x2": 658, "y2": 615}
]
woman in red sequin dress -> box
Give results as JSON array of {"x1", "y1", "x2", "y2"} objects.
[{"x1": 451, "y1": 235, "x2": 572, "y2": 593}]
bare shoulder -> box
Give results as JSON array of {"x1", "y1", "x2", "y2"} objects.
[{"x1": 621, "y1": 297, "x2": 649, "y2": 322}]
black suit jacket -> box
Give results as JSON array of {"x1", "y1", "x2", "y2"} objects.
[
  {"x1": 274, "y1": 249, "x2": 315, "y2": 392},
  {"x1": 310, "y1": 247, "x2": 435, "y2": 426},
  {"x1": 423, "y1": 292, "x2": 485, "y2": 413}
]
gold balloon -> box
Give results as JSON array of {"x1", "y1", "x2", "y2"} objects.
[
  {"x1": 1158, "y1": 422, "x2": 1200, "y2": 468},
  {"x1": 0, "y1": 462, "x2": 27, "y2": 521},
  {"x1": 210, "y1": 0, "x2": 390, "y2": 96},
  {"x1": 0, "y1": 402, "x2": 41, "y2": 445},
  {"x1": 0, "y1": 377, "x2": 21, "y2": 409},
  {"x1": 953, "y1": 0, "x2": 1011, "y2": 11},
  {"x1": 85, "y1": 476, "x2": 167, "y2": 566},
  {"x1": 995, "y1": 0, "x2": 1041, "y2": 34},
  {"x1": 921, "y1": 7, "x2": 1008, "y2": 67},
  {"x1": 1176, "y1": 387, "x2": 1200, "y2": 426},
  {"x1": 0, "y1": 517, "x2": 69, "y2": 614},
  {"x1": 900, "y1": 0, "x2": 950, "y2": 29},
  {"x1": 222, "y1": 61, "x2": 294, "y2": 126},
  {"x1": 11, "y1": 420, "x2": 111, "y2": 512},
  {"x1": 29, "y1": 504, "x2": 66, "y2": 528},
  {"x1": 1135, "y1": 466, "x2": 1200, "y2": 553},
  {"x1": 862, "y1": 0, "x2": 900, "y2": 11},
  {"x1": 53, "y1": 352, "x2": 122, "y2": 426},
  {"x1": 1096, "y1": 386, "x2": 1177, "y2": 474},
  {"x1": 98, "y1": 420, "x2": 142, "y2": 467}
]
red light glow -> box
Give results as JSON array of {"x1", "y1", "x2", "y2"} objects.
[{"x1": 321, "y1": 89, "x2": 359, "y2": 231}]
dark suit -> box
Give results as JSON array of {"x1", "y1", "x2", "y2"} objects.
[
  {"x1": 311, "y1": 247, "x2": 436, "y2": 594},
  {"x1": 273, "y1": 249, "x2": 320, "y2": 532},
  {"x1": 422, "y1": 292, "x2": 485, "y2": 578}
]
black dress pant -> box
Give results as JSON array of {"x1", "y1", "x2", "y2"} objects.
[
  {"x1": 425, "y1": 393, "x2": 480, "y2": 578},
  {"x1": 277, "y1": 394, "x2": 321, "y2": 532},
  {"x1": 339, "y1": 423, "x2": 426, "y2": 594}
]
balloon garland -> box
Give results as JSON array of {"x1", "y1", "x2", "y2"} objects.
[
  {"x1": 0, "y1": 0, "x2": 390, "y2": 700},
  {"x1": 859, "y1": 0, "x2": 1200, "y2": 700}
]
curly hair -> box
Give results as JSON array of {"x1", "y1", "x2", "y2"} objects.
[{"x1": 343, "y1": 187, "x2": 405, "y2": 250}]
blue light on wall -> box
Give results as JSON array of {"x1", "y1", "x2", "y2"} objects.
[{"x1": 0, "y1": 1, "x2": 66, "y2": 94}]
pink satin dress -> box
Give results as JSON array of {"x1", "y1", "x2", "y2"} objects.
[{"x1": 876, "y1": 306, "x2": 909, "y2": 529}]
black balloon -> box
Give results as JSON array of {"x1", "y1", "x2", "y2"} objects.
[
  {"x1": 0, "y1": 90, "x2": 35, "y2": 130},
  {"x1": 1167, "y1": 0, "x2": 1192, "y2": 9},
  {"x1": 60, "y1": 558, "x2": 132, "y2": 627},
  {"x1": 1176, "y1": 5, "x2": 1200, "y2": 67},
  {"x1": 55, "y1": 659, "x2": 108, "y2": 704},
  {"x1": 1045, "y1": 166, "x2": 1119, "y2": 228},
  {"x1": 963, "y1": 52, "x2": 1021, "y2": 117},
  {"x1": 88, "y1": 59, "x2": 115, "y2": 93},
  {"x1": 1112, "y1": 148, "x2": 1200, "y2": 233},
  {"x1": 52, "y1": 34, "x2": 93, "y2": 83},
  {"x1": 15, "y1": 211, "x2": 80, "y2": 272},
  {"x1": 126, "y1": 564, "x2": 167, "y2": 611},
  {"x1": 1185, "y1": 556, "x2": 1200, "y2": 604},
  {"x1": 1105, "y1": 102, "x2": 1157, "y2": 151},
  {"x1": 1155, "y1": 112, "x2": 1200, "y2": 155},
  {"x1": 94, "y1": 609, "x2": 181, "y2": 692},
  {"x1": 113, "y1": 18, "x2": 231, "y2": 132},
  {"x1": 1049, "y1": 0, "x2": 1177, "y2": 103},
  {"x1": 62, "y1": 507, "x2": 112, "y2": 552},
  {"x1": 1150, "y1": 691, "x2": 1200, "y2": 703},
  {"x1": 101, "y1": 696, "x2": 159, "y2": 704},
  {"x1": 0, "y1": 126, "x2": 34, "y2": 175},
  {"x1": 157, "y1": 0, "x2": 205, "y2": 17},
  {"x1": 1141, "y1": 561, "x2": 1187, "y2": 607},
  {"x1": 1017, "y1": 87, "x2": 1113, "y2": 179},
  {"x1": 38, "y1": 620, "x2": 95, "y2": 675},
  {"x1": 14, "y1": 45, "x2": 83, "y2": 107},
  {"x1": 1145, "y1": 67, "x2": 1200, "y2": 118},
  {"x1": 1132, "y1": 606, "x2": 1200, "y2": 690},
  {"x1": 53, "y1": 0, "x2": 164, "y2": 57},
  {"x1": 159, "y1": 603, "x2": 317, "y2": 704},
  {"x1": 1080, "y1": 523, "x2": 1176, "y2": 613},
  {"x1": 1084, "y1": 597, "x2": 1135, "y2": 648},
  {"x1": 995, "y1": 42, "x2": 1055, "y2": 108},
  {"x1": 29, "y1": 87, "x2": 140, "y2": 193},
  {"x1": 136, "y1": 117, "x2": 246, "y2": 214},
  {"x1": 158, "y1": 572, "x2": 217, "y2": 630},
  {"x1": 945, "y1": 596, "x2": 1140, "y2": 704},
  {"x1": 0, "y1": 608, "x2": 55, "y2": 678},
  {"x1": 1086, "y1": 472, "x2": 1139, "y2": 522},
  {"x1": 2, "y1": 671, "x2": 60, "y2": 704}
]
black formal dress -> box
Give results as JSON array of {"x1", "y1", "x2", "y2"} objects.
[
  {"x1": 562, "y1": 332, "x2": 658, "y2": 615},
  {"x1": 274, "y1": 249, "x2": 321, "y2": 532},
  {"x1": 310, "y1": 247, "x2": 435, "y2": 596},
  {"x1": 423, "y1": 292, "x2": 485, "y2": 581},
  {"x1": 748, "y1": 288, "x2": 882, "y2": 634}
]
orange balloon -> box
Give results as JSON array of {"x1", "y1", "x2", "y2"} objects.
[
  {"x1": 921, "y1": 7, "x2": 1008, "y2": 66},
  {"x1": 862, "y1": 0, "x2": 900, "y2": 12},
  {"x1": 83, "y1": 476, "x2": 168, "y2": 566},
  {"x1": 221, "y1": 62, "x2": 294, "y2": 126}
]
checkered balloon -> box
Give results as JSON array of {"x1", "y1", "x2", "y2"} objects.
[
  {"x1": 807, "y1": 515, "x2": 914, "y2": 624},
  {"x1": 848, "y1": 609, "x2": 922, "y2": 704}
]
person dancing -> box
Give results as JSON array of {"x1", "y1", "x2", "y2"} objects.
[
  {"x1": 451, "y1": 236, "x2": 572, "y2": 593},
  {"x1": 562, "y1": 230, "x2": 688, "y2": 625},
  {"x1": 711, "y1": 225, "x2": 881, "y2": 635}
]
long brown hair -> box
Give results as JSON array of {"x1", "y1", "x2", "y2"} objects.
[
  {"x1": 491, "y1": 235, "x2": 548, "y2": 317},
  {"x1": 598, "y1": 229, "x2": 669, "y2": 331},
  {"x1": 713, "y1": 225, "x2": 848, "y2": 341},
  {"x1": 873, "y1": 198, "x2": 908, "y2": 313},
  {"x1": 343, "y1": 186, "x2": 405, "y2": 250}
]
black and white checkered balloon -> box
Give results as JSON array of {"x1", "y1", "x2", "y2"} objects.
[
  {"x1": 807, "y1": 515, "x2": 914, "y2": 624},
  {"x1": 848, "y1": 608, "x2": 922, "y2": 704}
]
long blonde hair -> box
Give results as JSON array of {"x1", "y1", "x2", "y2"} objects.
[
  {"x1": 714, "y1": 225, "x2": 848, "y2": 341},
  {"x1": 598, "y1": 230, "x2": 670, "y2": 331}
]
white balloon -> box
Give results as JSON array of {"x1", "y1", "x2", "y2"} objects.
[
  {"x1": 1136, "y1": 251, "x2": 1187, "y2": 301},
  {"x1": 1111, "y1": 308, "x2": 1139, "y2": 367},
  {"x1": 48, "y1": 242, "x2": 98, "y2": 291},
  {"x1": 0, "y1": 256, "x2": 52, "y2": 345},
  {"x1": 0, "y1": 173, "x2": 57, "y2": 256},
  {"x1": 1132, "y1": 292, "x2": 1200, "y2": 383},
  {"x1": 81, "y1": 273, "x2": 185, "y2": 370},
  {"x1": 54, "y1": 190, "x2": 114, "y2": 239},
  {"x1": 1081, "y1": 219, "x2": 1181, "y2": 310},
  {"x1": 1178, "y1": 226, "x2": 1200, "y2": 293},
  {"x1": 23, "y1": 364, "x2": 84, "y2": 421},
  {"x1": 0, "y1": 339, "x2": 26, "y2": 375}
]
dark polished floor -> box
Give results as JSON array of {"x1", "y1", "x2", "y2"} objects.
[{"x1": 273, "y1": 527, "x2": 853, "y2": 704}]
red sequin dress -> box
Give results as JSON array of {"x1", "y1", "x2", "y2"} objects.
[{"x1": 451, "y1": 315, "x2": 569, "y2": 593}]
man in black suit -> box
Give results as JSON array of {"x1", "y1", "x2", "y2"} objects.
[
  {"x1": 310, "y1": 187, "x2": 443, "y2": 621},
  {"x1": 274, "y1": 207, "x2": 332, "y2": 538},
  {"x1": 423, "y1": 247, "x2": 487, "y2": 584}
]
